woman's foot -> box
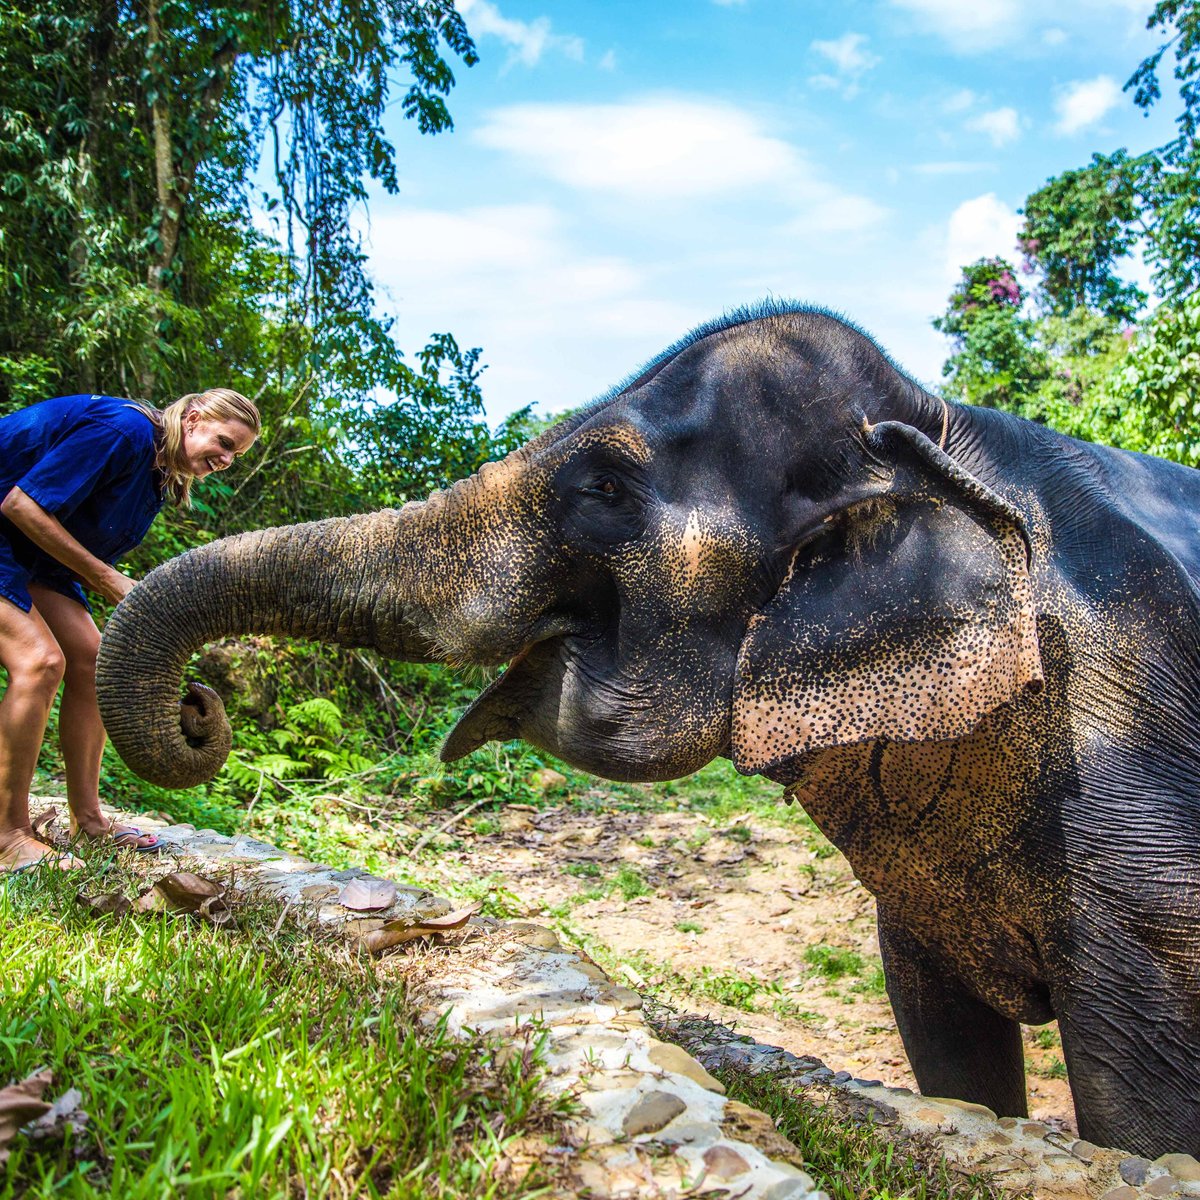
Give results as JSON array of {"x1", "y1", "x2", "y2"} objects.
[
  {"x1": 0, "y1": 828, "x2": 84, "y2": 872},
  {"x1": 68, "y1": 812, "x2": 163, "y2": 853}
]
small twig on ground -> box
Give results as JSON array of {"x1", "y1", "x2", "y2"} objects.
[{"x1": 409, "y1": 797, "x2": 492, "y2": 857}]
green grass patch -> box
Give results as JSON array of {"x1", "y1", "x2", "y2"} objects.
[
  {"x1": 563, "y1": 862, "x2": 602, "y2": 880},
  {"x1": 612, "y1": 865, "x2": 651, "y2": 901},
  {"x1": 804, "y1": 944, "x2": 863, "y2": 980},
  {"x1": 0, "y1": 865, "x2": 568, "y2": 1198},
  {"x1": 711, "y1": 1065, "x2": 1013, "y2": 1200}
]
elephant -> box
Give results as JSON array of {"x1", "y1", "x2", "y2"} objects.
[{"x1": 96, "y1": 303, "x2": 1200, "y2": 1159}]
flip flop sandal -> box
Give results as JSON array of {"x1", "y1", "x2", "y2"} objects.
[
  {"x1": 106, "y1": 827, "x2": 165, "y2": 854},
  {"x1": 70, "y1": 823, "x2": 165, "y2": 855}
]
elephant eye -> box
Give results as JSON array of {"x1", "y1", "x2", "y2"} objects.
[{"x1": 580, "y1": 476, "x2": 621, "y2": 499}]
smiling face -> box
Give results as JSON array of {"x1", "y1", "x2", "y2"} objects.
[{"x1": 181, "y1": 412, "x2": 257, "y2": 479}]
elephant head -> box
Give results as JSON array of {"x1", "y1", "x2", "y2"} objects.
[{"x1": 97, "y1": 305, "x2": 1043, "y2": 789}]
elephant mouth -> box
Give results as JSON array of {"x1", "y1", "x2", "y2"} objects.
[{"x1": 441, "y1": 621, "x2": 582, "y2": 763}]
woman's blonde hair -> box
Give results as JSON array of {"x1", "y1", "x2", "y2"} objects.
[{"x1": 138, "y1": 388, "x2": 261, "y2": 507}]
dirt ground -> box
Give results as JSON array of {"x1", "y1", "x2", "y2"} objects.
[{"x1": 429, "y1": 791, "x2": 1078, "y2": 1135}]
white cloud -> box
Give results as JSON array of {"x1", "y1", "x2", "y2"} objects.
[
  {"x1": 813, "y1": 32, "x2": 880, "y2": 75},
  {"x1": 943, "y1": 193, "x2": 1021, "y2": 278},
  {"x1": 597, "y1": 49, "x2": 617, "y2": 71},
  {"x1": 362, "y1": 202, "x2": 694, "y2": 419},
  {"x1": 475, "y1": 97, "x2": 887, "y2": 234},
  {"x1": 941, "y1": 88, "x2": 977, "y2": 113},
  {"x1": 809, "y1": 32, "x2": 879, "y2": 98},
  {"x1": 455, "y1": 0, "x2": 583, "y2": 68},
  {"x1": 475, "y1": 98, "x2": 795, "y2": 198},
  {"x1": 1054, "y1": 75, "x2": 1122, "y2": 134},
  {"x1": 888, "y1": 0, "x2": 1142, "y2": 53},
  {"x1": 888, "y1": 0, "x2": 1021, "y2": 51},
  {"x1": 965, "y1": 106, "x2": 1020, "y2": 146}
]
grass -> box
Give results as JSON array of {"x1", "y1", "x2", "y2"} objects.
[
  {"x1": 0, "y1": 860, "x2": 569, "y2": 1199},
  {"x1": 804, "y1": 944, "x2": 864, "y2": 980},
  {"x1": 712, "y1": 1066, "x2": 1018, "y2": 1200}
]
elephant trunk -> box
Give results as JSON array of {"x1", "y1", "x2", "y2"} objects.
[{"x1": 97, "y1": 508, "x2": 437, "y2": 789}]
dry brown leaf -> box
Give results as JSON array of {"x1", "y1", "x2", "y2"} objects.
[
  {"x1": 343, "y1": 917, "x2": 386, "y2": 937},
  {"x1": 357, "y1": 927, "x2": 432, "y2": 953},
  {"x1": 395, "y1": 904, "x2": 479, "y2": 932},
  {"x1": 157, "y1": 872, "x2": 225, "y2": 907},
  {"x1": 30, "y1": 808, "x2": 59, "y2": 838},
  {"x1": 24, "y1": 1086, "x2": 87, "y2": 1144},
  {"x1": 337, "y1": 877, "x2": 397, "y2": 911},
  {"x1": 132, "y1": 887, "x2": 171, "y2": 913},
  {"x1": 0, "y1": 1070, "x2": 53, "y2": 1162},
  {"x1": 75, "y1": 892, "x2": 132, "y2": 918}
]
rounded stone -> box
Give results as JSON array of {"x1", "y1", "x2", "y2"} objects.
[
  {"x1": 1101, "y1": 1189, "x2": 1140, "y2": 1200},
  {"x1": 503, "y1": 923, "x2": 562, "y2": 950},
  {"x1": 1147, "y1": 1177, "x2": 1180, "y2": 1197},
  {"x1": 702, "y1": 1144, "x2": 751, "y2": 1180},
  {"x1": 1071, "y1": 1140, "x2": 1101, "y2": 1162},
  {"x1": 762, "y1": 1177, "x2": 819, "y2": 1200},
  {"x1": 647, "y1": 1040, "x2": 726, "y2": 1094},
  {"x1": 622, "y1": 1090, "x2": 687, "y2": 1137},
  {"x1": 1021, "y1": 1121, "x2": 1050, "y2": 1139},
  {"x1": 1121, "y1": 1157, "x2": 1154, "y2": 1186},
  {"x1": 1158, "y1": 1155, "x2": 1200, "y2": 1183}
]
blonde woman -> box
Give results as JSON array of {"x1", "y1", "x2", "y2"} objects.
[{"x1": 0, "y1": 389, "x2": 260, "y2": 871}]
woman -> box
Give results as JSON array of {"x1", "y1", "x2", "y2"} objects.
[{"x1": 0, "y1": 388, "x2": 260, "y2": 871}]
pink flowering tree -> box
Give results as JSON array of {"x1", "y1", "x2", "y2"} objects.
[{"x1": 933, "y1": 258, "x2": 1048, "y2": 411}]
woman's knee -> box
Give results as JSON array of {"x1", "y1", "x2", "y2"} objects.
[
  {"x1": 11, "y1": 642, "x2": 66, "y2": 696},
  {"x1": 62, "y1": 636, "x2": 100, "y2": 688}
]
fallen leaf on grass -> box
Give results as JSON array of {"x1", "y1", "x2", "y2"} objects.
[
  {"x1": 0, "y1": 1071, "x2": 52, "y2": 1161},
  {"x1": 30, "y1": 808, "x2": 59, "y2": 838},
  {"x1": 24, "y1": 1086, "x2": 88, "y2": 1146},
  {"x1": 75, "y1": 892, "x2": 132, "y2": 918},
  {"x1": 353, "y1": 904, "x2": 481, "y2": 953},
  {"x1": 337, "y1": 877, "x2": 397, "y2": 911},
  {"x1": 132, "y1": 872, "x2": 230, "y2": 923}
]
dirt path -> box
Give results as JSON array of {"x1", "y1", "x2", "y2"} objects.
[{"x1": 430, "y1": 791, "x2": 1077, "y2": 1134}]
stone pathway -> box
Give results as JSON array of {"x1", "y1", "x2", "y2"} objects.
[
  {"x1": 31, "y1": 800, "x2": 1200, "y2": 1200},
  {"x1": 657, "y1": 1014, "x2": 1200, "y2": 1200},
  {"x1": 30, "y1": 802, "x2": 824, "y2": 1200}
]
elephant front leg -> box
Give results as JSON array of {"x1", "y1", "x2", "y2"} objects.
[
  {"x1": 878, "y1": 909, "x2": 1028, "y2": 1119},
  {"x1": 1056, "y1": 974, "x2": 1200, "y2": 1158}
]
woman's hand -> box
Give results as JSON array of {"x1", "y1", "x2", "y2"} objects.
[
  {"x1": 98, "y1": 569, "x2": 137, "y2": 606},
  {"x1": 1, "y1": 487, "x2": 137, "y2": 605}
]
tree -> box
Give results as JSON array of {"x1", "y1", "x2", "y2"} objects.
[
  {"x1": 1018, "y1": 151, "x2": 1146, "y2": 322},
  {"x1": 0, "y1": 0, "x2": 477, "y2": 406},
  {"x1": 1127, "y1": 1, "x2": 1200, "y2": 300},
  {"x1": 933, "y1": 258, "x2": 1047, "y2": 411}
]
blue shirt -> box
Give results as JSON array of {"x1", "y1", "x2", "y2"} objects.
[{"x1": 0, "y1": 394, "x2": 164, "y2": 610}]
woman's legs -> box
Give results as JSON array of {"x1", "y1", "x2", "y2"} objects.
[
  {"x1": 0, "y1": 594, "x2": 79, "y2": 870},
  {"x1": 28, "y1": 585, "x2": 157, "y2": 849}
]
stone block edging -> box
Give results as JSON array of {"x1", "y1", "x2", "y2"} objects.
[{"x1": 43, "y1": 806, "x2": 825, "y2": 1200}]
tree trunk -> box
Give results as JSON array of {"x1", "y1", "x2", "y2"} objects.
[{"x1": 141, "y1": 0, "x2": 240, "y2": 398}]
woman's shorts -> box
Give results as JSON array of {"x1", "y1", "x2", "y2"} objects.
[{"x1": 0, "y1": 532, "x2": 90, "y2": 613}]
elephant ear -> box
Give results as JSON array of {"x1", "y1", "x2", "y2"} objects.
[{"x1": 732, "y1": 420, "x2": 1043, "y2": 775}]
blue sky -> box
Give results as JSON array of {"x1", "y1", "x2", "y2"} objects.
[{"x1": 359, "y1": 0, "x2": 1179, "y2": 422}]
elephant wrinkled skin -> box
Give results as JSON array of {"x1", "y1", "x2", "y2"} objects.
[{"x1": 97, "y1": 305, "x2": 1200, "y2": 1158}]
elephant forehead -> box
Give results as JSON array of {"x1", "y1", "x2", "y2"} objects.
[
  {"x1": 643, "y1": 505, "x2": 760, "y2": 604},
  {"x1": 566, "y1": 422, "x2": 652, "y2": 464}
]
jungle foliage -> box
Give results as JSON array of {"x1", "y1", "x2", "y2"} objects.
[
  {"x1": 0, "y1": 0, "x2": 542, "y2": 840},
  {"x1": 935, "y1": 0, "x2": 1200, "y2": 465}
]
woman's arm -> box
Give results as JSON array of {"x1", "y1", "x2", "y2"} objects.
[{"x1": 0, "y1": 486, "x2": 135, "y2": 605}]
